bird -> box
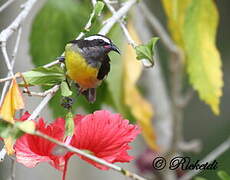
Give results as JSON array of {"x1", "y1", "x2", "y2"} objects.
[{"x1": 64, "y1": 34, "x2": 120, "y2": 103}]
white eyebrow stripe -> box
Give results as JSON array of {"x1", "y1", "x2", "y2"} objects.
[{"x1": 84, "y1": 35, "x2": 111, "y2": 44}]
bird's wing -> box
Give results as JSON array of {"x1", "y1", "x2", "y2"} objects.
[{"x1": 97, "y1": 55, "x2": 111, "y2": 80}]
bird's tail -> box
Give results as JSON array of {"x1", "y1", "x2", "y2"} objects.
[{"x1": 81, "y1": 88, "x2": 96, "y2": 103}]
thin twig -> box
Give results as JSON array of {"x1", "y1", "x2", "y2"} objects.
[
  {"x1": 139, "y1": 3, "x2": 181, "y2": 56},
  {"x1": 0, "y1": 26, "x2": 22, "y2": 106},
  {"x1": 0, "y1": 0, "x2": 37, "y2": 106},
  {"x1": 1, "y1": 42, "x2": 14, "y2": 76},
  {"x1": 34, "y1": 130, "x2": 147, "y2": 180},
  {"x1": 177, "y1": 140, "x2": 202, "y2": 153},
  {"x1": 0, "y1": 0, "x2": 37, "y2": 42},
  {"x1": 43, "y1": 60, "x2": 61, "y2": 68},
  {"x1": 0, "y1": 42, "x2": 14, "y2": 106},
  {"x1": 91, "y1": 0, "x2": 97, "y2": 6},
  {"x1": 0, "y1": 0, "x2": 17, "y2": 13},
  {"x1": 179, "y1": 137, "x2": 230, "y2": 180},
  {"x1": 11, "y1": 26, "x2": 22, "y2": 65},
  {"x1": 103, "y1": 0, "x2": 152, "y2": 67},
  {"x1": 27, "y1": 85, "x2": 60, "y2": 120},
  {"x1": 10, "y1": 158, "x2": 16, "y2": 180},
  {"x1": 23, "y1": 87, "x2": 59, "y2": 97},
  {"x1": 99, "y1": 0, "x2": 137, "y2": 35},
  {"x1": 104, "y1": 0, "x2": 136, "y2": 46},
  {"x1": 0, "y1": 60, "x2": 61, "y2": 84},
  {"x1": 0, "y1": 148, "x2": 7, "y2": 162}
]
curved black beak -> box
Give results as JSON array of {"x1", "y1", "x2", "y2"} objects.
[{"x1": 111, "y1": 43, "x2": 121, "y2": 54}]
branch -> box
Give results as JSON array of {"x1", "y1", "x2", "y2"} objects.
[
  {"x1": 0, "y1": 26, "x2": 22, "y2": 106},
  {"x1": 0, "y1": 74, "x2": 20, "y2": 83},
  {"x1": 133, "y1": 5, "x2": 174, "y2": 153},
  {"x1": 0, "y1": 0, "x2": 37, "y2": 107},
  {"x1": 0, "y1": 42, "x2": 15, "y2": 106},
  {"x1": 139, "y1": 3, "x2": 182, "y2": 57},
  {"x1": 139, "y1": 2, "x2": 197, "y2": 154},
  {"x1": 99, "y1": 0, "x2": 136, "y2": 35},
  {"x1": 10, "y1": 158, "x2": 16, "y2": 180},
  {"x1": 23, "y1": 86, "x2": 61, "y2": 97},
  {"x1": 0, "y1": 60, "x2": 61, "y2": 84},
  {"x1": 177, "y1": 140, "x2": 202, "y2": 153},
  {"x1": 91, "y1": 0, "x2": 97, "y2": 6},
  {"x1": 34, "y1": 130, "x2": 147, "y2": 180},
  {"x1": 1, "y1": 42, "x2": 14, "y2": 76},
  {"x1": 0, "y1": 0, "x2": 37, "y2": 43},
  {"x1": 0, "y1": 0, "x2": 17, "y2": 13},
  {"x1": 179, "y1": 137, "x2": 230, "y2": 180},
  {"x1": 0, "y1": 148, "x2": 7, "y2": 162},
  {"x1": 103, "y1": 0, "x2": 152, "y2": 67},
  {"x1": 27, "y1": 85, "x2": 60, "y2": 120}
]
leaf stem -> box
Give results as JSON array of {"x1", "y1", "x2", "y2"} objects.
[
  {"x1": 179, "y1": 137, "x2": 230, "y2": 180},
  {"x1": 103, "y1": 0, "x2": 153, "y2": 67},
  {"x1": 34, "y1": 130, "x2": 147, "y2": 180}
]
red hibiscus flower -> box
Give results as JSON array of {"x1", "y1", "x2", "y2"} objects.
[
  {"x1": 70, "y1": 110, "x2": 140, "y2": 170},
  {"x1": 14, "y1": 110, "x2": 140, "y2": 180},
  {"x1": 14, "y1": 113, "x2": 66, "y2": 171}
]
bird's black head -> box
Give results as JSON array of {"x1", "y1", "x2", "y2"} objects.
[
  {"x1": 69, "y1": 34, "x2": 120, "y2": 60},
  {"x1": 84, "y1": 34, "x2": 120, "y2": 54}
]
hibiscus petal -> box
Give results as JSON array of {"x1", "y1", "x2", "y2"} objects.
[
  {"x1": 14, "y1": 113, "x2": 68, "y2": 171},
  {"x1": 71, "y1": 110, "x2": 140, "y2": 170}
]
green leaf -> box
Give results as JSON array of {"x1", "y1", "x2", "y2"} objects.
[
  {"x1": 94, "y1": 1, "x2": 105, "y2": 16},
  {"x1": 22, "y1": 66, "x2": 65, "y2": 86},
  {"x1": 0, "y1": 120, "x2": 24, "y2": 139},
  {"x1": 30, "y1": 0, "x2": 90, "y2": 66},
  {"x1": 183, "y1": 0, "x2": 223, "y2": 115},
  {"x1": 0, "y1": 120, "x2": 13, "y2": 138},
  {"x1": 218, "y1": 171, "x2": 230, "y2": 180},
  {"x1": 135, "y1": 37, "x2": 159, "y2": 65},
  {"x1": 61, "y1": 81, "x2": 72, "y2": 97},
  {"x1": 85, "y1": 1, "x2": 104, "y2": 31},
  {"x1": 65, "y1": 111, "x2": 74, "y2": 136}
]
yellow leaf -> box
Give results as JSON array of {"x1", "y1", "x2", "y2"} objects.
[
  {"x1": 123, "y1": 22, "x2": 159, "y2": 151},
  {"x1": 162, "y1": 0, "x2": 223, "y2": 114},
  {"x1": 0, "y1": 79, "x2": 24, "y2": 123},
  {"x1": 161, "y1": 0, "x2": 191, "y2": 46},
  {"x1": 12, "y1": 79, "x2": 25, "y2": 110},
  {"x1": 183, "y1": 0, "x2": 223, "y2": 114},
  {"x1": 0, "y1": 83, "x2": 15, "y2": 123},
  {"x1": 4, "y1": 137, "x2": 15, "y2": 155}
]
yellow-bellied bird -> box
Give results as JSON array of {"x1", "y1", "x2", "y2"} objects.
[{"x1": 64, "y1": 34, "x2": 120, "y2": 102}]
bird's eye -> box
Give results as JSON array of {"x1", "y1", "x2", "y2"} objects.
[{"x1": 98, "y1": 39, "x2": 104, "y2": 44}]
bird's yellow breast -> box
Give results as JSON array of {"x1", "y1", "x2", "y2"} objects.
[{"x1": 65, "y1": 50, "x2": 99, "y2": 89}]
